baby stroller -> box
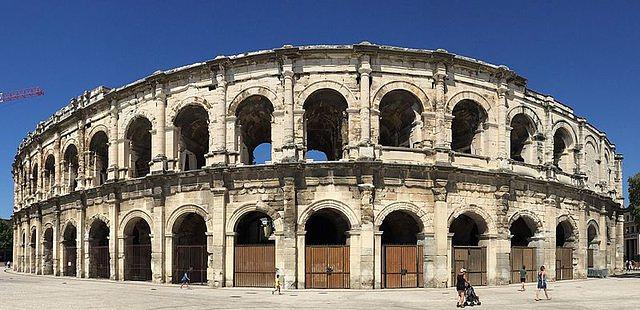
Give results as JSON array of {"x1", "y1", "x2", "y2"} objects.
[{"x1": 464, "y1": 284, "x2": 481, "y2": 306}]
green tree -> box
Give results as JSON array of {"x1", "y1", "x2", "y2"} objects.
[
  {"x1": 628, "y1": 173, "x2": 640, "y2": 225},
  {"x1": 0, "y1": 219, "x2": 12, "y2": 251}
]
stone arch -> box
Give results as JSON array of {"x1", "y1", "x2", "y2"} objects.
[
  {"x1": 551, "y1": 121, "x2": 577, "y2": 149},
  {"x1": 123, "y1": 114, "x2": 154, "y2": 138},
  {"x1": 556, "y1": 213, "x2": 580, "y2": 241},
  {"x1": 62, "y1": 140, "x2": 78, "y2": 157},
  {"x1": 506, "y1": 105, "x2": 542, "y2": 130},
  {"x1": 447, "y1": 204, "x2": 496, "y2": 235},
  {"x1": 118, "y1": 209, "x2": 153, "y2": 236},
  {"x1": 298, "y1": 199, "x2": 360, "y2": 229},
  {"x1": 584, "y1": 135, "x2": 599, "y2": 151},
  {"x1": 86, "y1": 125, "x2": 110, "y2": 146},
  {"x1": 586, "y1": 219, "x2": 599, "y2": 238},
  {"x1": 374, "y1": 202, "x2": 428, "y2": 232},
  {"x1": 446, "y1": 91, "x2": 495, "y2": 123},
  {"x1": 168, "y1": 96, "x2": 211, "y2": 122},
  {"x1": 41, "y1": 222, "x2": 54, "y2": 238},
  {"x1": 296, "y1": 80, "x2": 357, "y2": 110},
  {"x1": 372, "y1": 81, "x2": 432, "y2": 112},
  {"x1": 228, "y1": 86, "x2": 279, "y2": 116},
  {"x1": 508, "y1": 210, "x2": 544, "y2": 234},
  {"x1": 166, "y1": 204, "x2": 213, "y2": 234},
  {"x1": 61, "y1": 218, "x2": 78, "y2": 237},
  {"x1": 227, "y1": 202, "x2": 284, "y2": 233},
  {"x1": 84, "y1": 213, "x2": 110, "y2": 239}
]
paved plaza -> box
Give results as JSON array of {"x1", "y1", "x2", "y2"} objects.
[{"x1": 1, "y1": 269, "x2": 639, "y2": 309}]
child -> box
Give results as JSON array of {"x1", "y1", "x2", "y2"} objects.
[
  {"x1": 272, "y1": 274, "x2": 282, "y2": 295},
  {"x1": 180, "y1": 267, "x2": 193, "y2": 289},
  {"x1": 519, "y1": 265, "x2": 527, "y2": 291}
]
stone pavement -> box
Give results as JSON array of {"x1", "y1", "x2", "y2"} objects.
[{"x1": 1, "y1": 269, "x2": 639, "y2": 310}]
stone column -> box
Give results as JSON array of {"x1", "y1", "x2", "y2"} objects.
[
  {"x1": 53, "y1": 210, "x2": 60, "y2": 276},
  {"x1": 348, "y1": 230, "x2": 362, "y2": 289},
  {"x1": 494, "y1": 234, "x2": 511, "y2": 285},
  {"x1": 544, "y1": 197, "x2": 558, "y2": 280},
  {"x1": 151, "y1": 85, "x2": 167, "y2": 174},
  {"x1": 576, "y1": 204, "x2": 587, "y2": 279},
  {"x1": 479, "y1": 234, "x2": 498, "y2": 285},
  {"x1": 429, "y1": 180, "x2": 450, "y2": 287},
  {"x1": 164, "y1": 234, "x2": 174, "y2": 283},
  {"x1": 54, "y1": 133, "x2": 61, "y2": 195},
  {"x1": 296, "y1": 231, "x2": 306, "y2": 289},
  {"x1": 358, "y1": 182, "x2": 374, "y2": 288},
  {"x1": 151, "y1": 190, "x2": 166, "y2": 283},
  {"x1": 226, "y1": 116, "x2": 238, "y2": 165},
  {"x1": 117, "y1": 236, "x2": 127, "y2": 281},
  {"x1": 599, "y1": 207, "x2": 607, "y2": 270},
  {"x1": 35, "y1": 216, "x2": 42, "y2": 274},
  {"x1": 223, "y1": 232, "x2": 235, "y2": 287},
  {"x1": 280, "y1": 176, "x2": 298, "y2": 289},
  {"x1": 107, "y1": 100, "x2": 119, "y2": 181},
  {"x1": 543, "y1": 99, "x2": 554, "y2": 165},
  {"x1": 373, "y1": 229, "x2": 383, "y2": 289},
  {"x1": 496, "y1": 81, "x2": 509, "y2": 166},
  {"x1": 358, "y1": 55, "x2": 373, "y2": 160},
  {"x1": 281, "y1": 58, "x2": 297, "y2": 162},
  {"x1": 77, "y1": 119, "x2": 86, "y2": 190},
  {"x1": 208, "y1": 186, "x2": 227, "y2": 287},
  {"x1": 77, "y1": 204, "x2": 85, "y2": 278},
  {"x1": 211, "y1": 66, "x2": 228, "y2": 165},
  {"x1": 108, "y1": 196, "x2": 119, "y2": 280}
]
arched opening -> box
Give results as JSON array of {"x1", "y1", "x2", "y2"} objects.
[
  {"x1": 303, "y1": 89, "x2": 348, "y2": 161},
  {"x1": 63, "y1": 145, "x2": 79, "y2": 193},
  {"x1": 509, "y1": 217, "x2": 538, "y2": 283},
  {"x1": 252, "y1": 143, "x2": 272, "y2": 165},
  {"x1": 31, "y1": 164, "x2": 38, "y2": 196},
  {"x1": 449, "y1": 213, "x2": 488, "y2": 286},
  {"x1": 89, "y1": 219, "x2": 110, "y2": 279},
  {"x1": 62, "y1": 224, "x2": 77, "y2": 277},
  {"x1": 44, "y1": 155, "x2": 55, "y2": 195},
  {"x1": 43, "y1": 227, "x2": 53, "y2": 275},
  {"x1": 378, "y1": 90, "x2": 423, "y2": 148},
  {"x1": 556, "y1": 220, "x2": 575, "y2": 280},
  {"x1": 305, "y1": 208, "x2": 351, "y2": 288},
  {"x1": 553, "y1": 127, "x2": 574, "y2": 172},
  {"x1": 125, "y1": 117, "x2": 152, "y2": 178},
  {"x1": 174, "y1": 105, "x2": 209, "y2": 171},
  {"x1": 89, "y1": 131, "x2": 109, "y2": 186},
  {"x1": 124, "y1": 218, "x2": 151, "y2": 281},
  {"x1": 451, "y1": 100, "x2": 488, "y2": 154},
  {"x1": 233, "y1": 211, "x2": 275, "y2": 287},
  {"x1": 584, "y1": 142, "x2": 599, "y2": 189},
  {"x1": 235, "y1": 95, "x2": 274, "y2": 165},
  {"x1": 380, "y1": 210, "x2": 423, "y2": 288},
  {"x1": 510, "y1": 114, "x2": 537, "y2": 163},
  {"x1": 29, "y1": 229, "x2": 36, "y2": 273},
  {"x1": 172, "y1": 213, "x2": 208, "y2": 284},
  {"x1": 587, "y1": 223, "x2": 598, "y2": 269}
]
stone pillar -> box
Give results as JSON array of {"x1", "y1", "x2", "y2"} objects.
[
  {"x1": 108, "y1": 196, "x2": 119, "y2": 280},
  {"x1": 529, "y1": 233, "x2": 547, "y2": 273},
  {"x1": 117, "y1": 236, "x2": 127, "y2": 281},
  {"x1": 373, "y1": 230, "x2": 383, "y2": 289},
  {"x1": 281, "y1": 58, "x2": 297, "y2": 162},
  {"x1": 208, "y1": 186, "x2": 227, "y2": 287},
  {"x1": 479, "y1": 234, "x2": 498, "y2": 285},
  {"x1": 223, "y1": 232, "x2": 234, "y2": 287},
  {"x1": 209, "y1": 63, "x2": 228, "y2": 165},
  {"x1": 151, "y1": 190, "x2": 165, "y2": 283},
  {"x1": 280, "y1": 176, "x2": 298, "y2": 289},
  {"x1": 151, "y1": 85, "x2": 167, "y2": 174},
  {"x1": 358, "y1": 55, "x2": 373, "y2": 160},
  {"x1": 358, "y1": 182, "x2": 374, "y2": 288},
  {"x1": 544, "y1": 197, "x2": 558, "y2": 280},
  {"x1": 543, "y1": 98, "x2": 555, "y2": 165},
  {"x1": 35, "y1": 216, "x2": 42, "y2": 274},
  {"x1": 77, "y1": 204, "x2": 85, "y2": 278},
  {"x1": 576, "y1": 204, "x2": 587, "y2": 279},
  {"x1": 296, "y1": 231, "x2": 306, "y2": 288},
  {"x1": 77, "y1": 119, "x2": 86, "y2": 190},
  {"x1": 433, "y1": 64, "x2": 449, "y2": 150},
  {"x1": 496, "y1": 81, "x2": 509, "y2": 166},
  {"x1": 53, "y1": 210, "x2": 60, "y2": 276},
  {"x1": 615, "y1": 212, "x2": 624, "y2": 273},
  {"x1": 53, "y1": 133, "x2": 61, "y2": 195},
  {"x1": 494, "y1": 234, "x2": 511, "y2": 285},
  {"x1": 164, "y1": 234, "x2": 174, "y2": 283},
  {"x1": 107, "y1": 100, "x2": 119, "y2": 181},
  {"x1": 429, "y1": 180, "x2": 450, "y2": 287},
  {"x1": 598, "y1": 207, "x2": 607, "y2": 270},
  {"x1": 225, "y1": 116, "x2": 238, "y2": 165}
]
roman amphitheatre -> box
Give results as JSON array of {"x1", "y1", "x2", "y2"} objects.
[{"x1": 11, "y1": 42, "x2": 624, "y2": 289}]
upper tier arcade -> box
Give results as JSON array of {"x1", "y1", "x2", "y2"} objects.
[{"x1": 12, "y1": 42, "x2": 623, "y2": 211}]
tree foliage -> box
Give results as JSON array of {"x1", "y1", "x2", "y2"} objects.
[
  {"x1": 628, "y1": 173, "x2": 640, "y2": 225},
  {"x1": 0, "y1": 219, "x2": 12, "y2": 250}
]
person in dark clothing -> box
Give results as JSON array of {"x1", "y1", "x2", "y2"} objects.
[
  {"x1": 180, "y1": 267, "x2": 193, "y2": 289},
  {"x1": 535, "y1": 265, "x2": 550, "y2": 301},
  {"x1": 456, "y1": 268, "x2": 468, "y2": 308},
  {"x1": 519, "y1": 265, "x2": 527, "y2": 291}
]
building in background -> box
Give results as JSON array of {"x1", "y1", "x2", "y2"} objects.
[
  {"x1": 624, "y1": 211, "x2": 639, "y2": 261},
  {"x1": 0, "y1": 218, "x2": 13, "y2": 263}
]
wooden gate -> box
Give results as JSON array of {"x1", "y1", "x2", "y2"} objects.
[
  {"x1": 174, "y1": 245, "x2": 208, "y2": 284},
  {"x1": 63, "y1": 246, "x2": 77, "y2": 277},
  {"x1": 89, "y1": 245, "x2": 110, "y2": 279},
  {"x1": 234, "y1": 244, "x2": 275, "y2": 287},
  {"x1": 555, "y1": 247, "x2": 573, "y2": 280},
  {"x1": 587, "y1": 249, "x2": 594, "y2": 268},
  {"x1": 305, "y1": 245, "x2": 350, "y2": 289},
  {"x1": 383, "y1": 245, "x2": 424, "y2": 288},
  {"x1": 125, "y1": 244, "x2": 152, "y2": 281},
  {"x1": 510, "y1": 246, "x2": 537, "y2": 283},
  {"x1": 451, "y1": 246, "x2": 487, "y2": 286}
]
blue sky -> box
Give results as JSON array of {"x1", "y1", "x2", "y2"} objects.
[{"x1": 1, "y1": 0, "x2": 639, "y2": 218}]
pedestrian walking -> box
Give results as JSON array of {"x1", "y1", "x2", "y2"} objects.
[
  {"x1": 535, "y1": 265, "x2": 550, "y2": 301},
  {"x1": 180, "y1": 267, "x2": 193, "y2": 289},
  {"x1": 272, "y1": 274, "x2": 282, "y2": 295},
  {"x1": 456, "y1": 268, "x2": 468, "y2": 308},
  {"x1": 519, "y1": 265, "x2": 527, "y2": 291}
]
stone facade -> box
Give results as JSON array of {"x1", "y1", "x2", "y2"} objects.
[{"x1": 11, "y1": 43, "x2": 624, "y2": 289}]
